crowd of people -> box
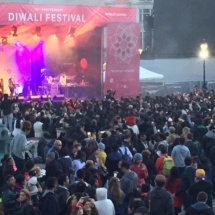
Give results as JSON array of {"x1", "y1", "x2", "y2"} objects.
[{"x1": 0, "y1": 87, "x2": 215, "y2": 215}]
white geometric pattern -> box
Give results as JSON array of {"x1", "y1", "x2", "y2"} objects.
[{"x1": 109, "y1": 24, "x2": 138, "y2": 64}]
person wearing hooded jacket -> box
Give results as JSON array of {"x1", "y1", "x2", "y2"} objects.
[
  {"x1": 120, "y1": 161, "x2": 138, "y2": 195},
  {"x1": 95, "y1": 187, "x2": 115, "y2": 215},
  {"x1": 186, "y1": 191, "x2": 214, "y2": 215}
]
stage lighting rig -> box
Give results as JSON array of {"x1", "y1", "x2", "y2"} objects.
[
  {"x1": 2, "y1": 37, "x2": 7, "y2": 46},
  {"x1": 67, "y1": 26, "x2": 76, "y2": 37},
  {"x1": 34, "y1": 26, "x2": 41, "y2": 37},
  {"x1": 11, "y1": 25, "x2": 18, "y2": 36}
]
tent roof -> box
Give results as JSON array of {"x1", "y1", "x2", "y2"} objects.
[{"x1": 139, "y1": 66, "x2": 164, "y2": 81}]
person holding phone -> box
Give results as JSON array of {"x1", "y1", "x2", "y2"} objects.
[{"x1": 72, "y1": 197, "x2": 99, "y2": 215}]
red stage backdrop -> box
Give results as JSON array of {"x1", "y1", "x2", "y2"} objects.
[
  {"x1": 0, "y1": 4, "x2": 136, "y2": 26},
  {"x1": 105, "y1": 23, "x2": 140, "y2": 98}
]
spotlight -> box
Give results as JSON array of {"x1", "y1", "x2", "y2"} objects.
[
  {"x1": 11, "y1": 25, "x2": 18, "y2": 36},
  {"x1": 34, "y1": 26, "x2": 41, "y2": 37},
  {"x1": 67, "y1": 26, "x2": 76, "y2": 37},
  {"x1": 2, "y1": 37, "x2": 7, "y2": 46}
]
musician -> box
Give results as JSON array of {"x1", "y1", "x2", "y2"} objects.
[
  {"x1": 59, "y1": 73, "x2": 67, "y2": 86},
  {"x1": 8, "y1": 78, "x2": 15, "y2": 97},
  {"x1": 0, "y1": 78, "x2": 3, "y2": 100},
  {"x1": 44, "y1": 75, "x2": 53, "y2": 94}
]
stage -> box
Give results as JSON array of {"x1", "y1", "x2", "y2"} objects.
[{"x1": 0, "y1": 4, "x2": 140, "y2": 99}]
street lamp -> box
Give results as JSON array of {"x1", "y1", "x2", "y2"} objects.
[{"x1": 199, "y1": 42, "x2": 209, "y2": 90}]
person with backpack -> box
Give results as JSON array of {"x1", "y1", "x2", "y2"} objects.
[
  {"x1": 155, "y1": 146, "x2": 174, "y2": 177},
  {"x1": 118, "y1": 143, "x2": 133, "y2": 166},
  {"x1": 130, "y1": 153, "x2": 148, "y2": 188}
]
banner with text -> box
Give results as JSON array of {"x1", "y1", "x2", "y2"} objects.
[
  {"x1": 0, "y1": 4, "x2": 136, "y2": 26},
  {"x1": 105, "y1": 22, "x2": 140, "y2": 98}
]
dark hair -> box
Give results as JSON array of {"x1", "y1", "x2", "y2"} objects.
[
  {"x1": 184, "y1": 157, "x2": 192, "y2": 166},
  {"x1": 129, "y1": 200, "x2": 144, "y2": 212},
  {"x1": 197, "y1": 191, "x2": 208, "y2": 202},
  {"x1": 134, "y1": 206, "x2": 149, "y2": 215},
  {"x1": 15, "y1": 174, "x2": 25, "y2": 184},
  {"x1": 112, "y1": 144, "x2": 119, "y2": 152},
  {"x1": 187, "y1": 133, "x2": 193, "y2": 140},
  {"x1": 76, "y1": 151, "x2": 86, "y2": 163},
  {"x1": 5, "y1": 174, "x2": 14, "y2": 182},
  {"x1": 61, "y1": 148, "x2": 69, "y2": 157},
  {"x1": 121, "y1": 161, "x2": 130, "y2": 170},
  {"x1": 179, "y1": 137, "x2": 185, "y2": 145},
  {"x1": 160, "y1": 146, "x2": 167, "y2": 154},
  {"x1": 46, "y1": 177, "x2": 57, "y2": 189},
  {"x1": 166, "y1": 167, "x2": 180, "y2": 190},
  {"x1": 58, "y1": 174, "x2": 68, "y2": 186},
  {"x1": 1, "y1": 154, "x2": 10, "y2": 163},
  {"x1": 22, "y1": 121, "x2": 32, "y2": 132},
  {"x1": 3, "y1": 94, "x2": 8, "y2": 100},
  {"x1": 76, "y1": 182, "x2": 86, "y2": 193},
  {"x1": 77, "y1": 169, "x2": 85, "y2": 179},
  {"x1": 141, "y1": 183, "x2": 150, "y2": 193}
]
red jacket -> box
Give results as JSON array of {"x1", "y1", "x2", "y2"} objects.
[
  {"x1": 130, "y1": 163, "x2": 148, "y2": 188},
  {"x1": 155, "y1": 154, "x2": 174, "y2": 175},
  {"x1": 165, "y1": 178, "x2": 183, "y2": 208}
]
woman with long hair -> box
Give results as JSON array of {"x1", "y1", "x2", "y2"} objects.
[
  {"x1": 71, "y1": 197, "x2": 99, "y2": 215},
  {"x1": 108, "y1": 177, "x2": 125, "y2": 215},
  {"x1": 165, "y1": 166, "x2": 183, "y2": 215},
  {"x1": 18, "y1": 189, "x2": 34, "y2": 215}
]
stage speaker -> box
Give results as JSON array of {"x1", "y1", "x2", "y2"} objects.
[
  {"x1": 18, "y1": 96, "x2": 25, "y2": 102},
  {"x1": 30, "y1": 96, "x2": 40, "y2": 102},
  {"x1": 52, "y1": 94, "x2": 65, "y2": 102},
  {"x1": 41, "y1": 95, "x2": 52, "y2": 102}
]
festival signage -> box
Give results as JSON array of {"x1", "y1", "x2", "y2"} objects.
[
  {"x1": 105, "y1": 22, "x2": 140, "y2": 98},
  {"x1": 0, "y1": 4, "x2": 136, "y2": 26}
]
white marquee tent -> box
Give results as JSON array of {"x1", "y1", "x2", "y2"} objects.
[{"x1": 139, "y1": 66, "x2": 164, "y2": 82}]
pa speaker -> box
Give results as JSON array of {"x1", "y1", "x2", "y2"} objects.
[
  {"x1": 41, "y1": 95, "x2": 52, "y2": 101},
  {"x1": 52, "y1": 94, "x2": 65, "y2": 102},
  {"x1": 18, "y1": 96, "x2": 25, "y2": 102},
  {"x1": 30, "y1": 96, "x2": 40, "y2": 102}
]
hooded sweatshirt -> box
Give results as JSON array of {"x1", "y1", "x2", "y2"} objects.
[
  {"x1": 120, "y1": 171, "x2": 138, "y2": 195},
  {"x1": 95, "y1": 188, "x2": 115, "y2": 215},
  {"x1": 171, "y1": 145, "x2": 191, "y2": 167},
  {"x1": 186, "y1": 202, "x2": 214, "y2": 215}
]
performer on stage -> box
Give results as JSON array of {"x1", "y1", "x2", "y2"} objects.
[
  {"x1": 8, "y1": 78, "x2": 15, "y2": 97},
  {"x1": 59, "y1": 73, "x2": 67, "y2": 86},
  {"x1": 44, "y1": 75, "x2": 53, "y2": 94}
]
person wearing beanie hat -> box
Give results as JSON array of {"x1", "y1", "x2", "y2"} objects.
[
  {"x1": 96, "y1": 142, "x2": 107, "y2": 171},
  {"x1": 195, "y1": 169, "x2": 206, "y2": 179},
  {"x1": 188, "y1": 169, "x2": 213, "y2": 208},
  {"x1": 130, "y1": 153, "x2": 148, "y2": 188},
  {"x1": 46, "y1": 152, "x2": 55, "y2": 161},
  {"x1": 45, "y1": 152, "x2": 62, "y2": 180}
]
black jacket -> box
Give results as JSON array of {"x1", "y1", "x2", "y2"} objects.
[
  {"x1": 188, "y1": 180, "x2": 213, "y2": 208},
  {"x1": 2, "y1": 185, "x2": 19, "y2": 215},
  {"x1": 55, "y1": 186, "x2": 70, "y2": 215},
  {"x1": 40, "y1": 191, "x2": 59, "y2": 215},
  {"x1": 0, "y1": 98, "x2": 17, "y2": 115},
  {"x1": 19, "y1": 203, "x2": 35, "y2": 215},
  {"x1": 45, "y1": 160, "x2": 62, "y2": 180},
  {"x1": 144, "y1": 187, "x2": 174, "y2": 215}
]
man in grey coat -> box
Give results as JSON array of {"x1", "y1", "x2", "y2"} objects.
[{"x1": 120, "y1": 161, "x2": 138, "y2": 195}]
